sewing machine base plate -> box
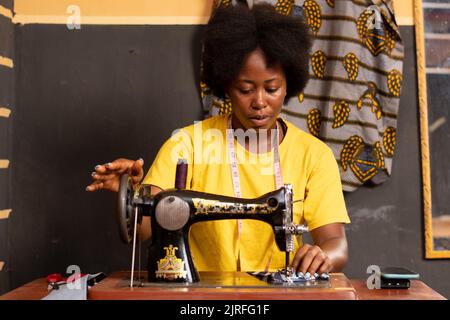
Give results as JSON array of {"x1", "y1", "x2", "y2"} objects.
[
  {"x1": 88, "y1": 271, "x2": 356, "y2": 300},
  {"x1": 121, "y1": 271, "x2": 331, "y2": 289}
]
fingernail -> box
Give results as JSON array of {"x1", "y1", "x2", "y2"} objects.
[
  {"x1": 105, "y1": 163, "x2": 112, "y2": 167},
  {"x1": 138, "y1": 158, "x2": 144, "y2": 164},
  {"x1": 94, "y1": 165, "x2": 100, "y2": 170},
  {"x1": 305, "y1": 272, "x2": 310, "y2": 277},
  {"x1": 91, "y1": 172, "x2": 96, "y2": 177},
  {"x1": 85, "y1": 186, "x2": 90, "y2": 191}
]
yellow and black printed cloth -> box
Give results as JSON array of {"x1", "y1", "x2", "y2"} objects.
[{"x1": 202, "y1": 0, "x2": 404, "y2": 192}]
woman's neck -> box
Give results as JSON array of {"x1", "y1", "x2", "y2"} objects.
[{"x1": 231, "y1": 114, "x2": 283, "y2": 153}]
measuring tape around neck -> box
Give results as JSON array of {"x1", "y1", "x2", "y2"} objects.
[
  {"x1": 226, "y1": 115, "x2": 283, "y2": 196},
  {"x1": 226, "y1": 115, "x2": 283, "y2": 270}
]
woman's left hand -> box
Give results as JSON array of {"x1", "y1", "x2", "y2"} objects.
[
  {"x1": 291, "y1": 223, "x2": 348, "y2": 275},
  {"x1": 291, "y1": 244, "x2": 332, "y2": 275}
]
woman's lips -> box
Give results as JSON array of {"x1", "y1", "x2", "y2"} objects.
[{"x1": 248, "y1": 115, "x2": 270, "y2": 127}]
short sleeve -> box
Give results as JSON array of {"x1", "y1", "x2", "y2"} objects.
[
  {"x1": 303, "y1": 146, "x2": 350, "y2": 230},
  {"x1": 142, "y1": 129, "x2": 194, "y2": 190}
]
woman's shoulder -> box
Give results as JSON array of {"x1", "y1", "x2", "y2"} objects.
[
  {"x1": 283, "y1": 118, "x2": 331, "y2": 155},
  {"x1": 179, "y1": 114, "x2": 228, "y2": 136}
]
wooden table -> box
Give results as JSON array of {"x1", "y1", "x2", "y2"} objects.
[
  {"x1": 88, "y1": 271, "x2": 357, "y2": 300},
  {"x1": 0, "y1": 271, "x2": 446, "y2": 300},
  {"x1": 351, "y1": 279, "x2": 446, "y2": 300}
]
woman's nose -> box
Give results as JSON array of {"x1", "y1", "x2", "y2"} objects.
[{"x1": 252, "y1": 89, "x2": 267, "y2": 109}]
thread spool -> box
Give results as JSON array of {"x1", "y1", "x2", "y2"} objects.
[{"x1": 175, "y1": 158, "x2": 188, "y2": 189}]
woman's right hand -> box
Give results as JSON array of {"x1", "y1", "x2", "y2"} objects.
[{"x1": 86, "y1": 158, "x2": 144, "y2": 193}]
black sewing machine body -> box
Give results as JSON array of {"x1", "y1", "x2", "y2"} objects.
[
  {"x1": 152, "y1": 188, "x2": 288, "y2": 282},
  {"x1": 117, "y1": 174, "x2": 307, "y2": 283}
]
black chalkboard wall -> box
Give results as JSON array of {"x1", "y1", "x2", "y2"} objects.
[
  {"x1": 2, "y1": 22, "x2": 450, "y2": 298},
  {"x1": 0, "y1": 0, "x2": 14, "y2": 294}
]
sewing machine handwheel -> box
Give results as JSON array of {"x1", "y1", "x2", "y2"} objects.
[{"x1": 117, "y1": 174, "x2": 135, "y2": 244}]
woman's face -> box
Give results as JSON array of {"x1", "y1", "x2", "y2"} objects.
[{"x1": 227, "y1": 48, "x2": 287, "y2": 131}]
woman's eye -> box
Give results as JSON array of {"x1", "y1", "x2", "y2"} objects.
[
  {"x1": 266, "y1": 88, "x2": 279, "y2": 93},
  {"x1": 239, "y1": 89, "x2": 253, "y2": 94},
  {"x1": 237, "y1": 88, "x2": 279, "y2": 94}
]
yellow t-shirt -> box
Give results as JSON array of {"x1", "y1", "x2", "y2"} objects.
[{"x1": 142, "y1": 114, "x2": 350, "y2": 272}]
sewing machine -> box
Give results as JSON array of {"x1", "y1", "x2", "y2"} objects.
[{"x1": 116, "y1": 161, "x2": 309, "y2": 283}]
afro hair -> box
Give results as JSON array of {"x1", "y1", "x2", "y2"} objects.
[{"x1": 201, "y1": 3, "x2": 312, "y2": 101}]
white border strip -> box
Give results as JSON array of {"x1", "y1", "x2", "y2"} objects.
[
  {"x1": 13, "y1": 14, "x2": 415, "y2": 26},
  {"x1": 13, "y1": 15, "x2": 211, "y2": 25}
]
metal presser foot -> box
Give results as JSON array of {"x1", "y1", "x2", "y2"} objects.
[{"x1": 268, "y1": 268, "x2": 330, "y2": 283}]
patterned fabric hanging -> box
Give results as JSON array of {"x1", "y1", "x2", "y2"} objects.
[{"x1": 202, "y1": 0, "x2": 404, "y2": 192}]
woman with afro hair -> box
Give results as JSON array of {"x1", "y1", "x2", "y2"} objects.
[{"x1": 88, "y1": 3, "x2": 350, "y2": 276}]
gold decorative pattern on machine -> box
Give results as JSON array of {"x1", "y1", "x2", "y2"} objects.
[
  {"x1": 192, "y1": 198, "x2": 278, "y2": 215},
  {"x1": 155, "y1": 245, "x2": 187, "y2": 280}
]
